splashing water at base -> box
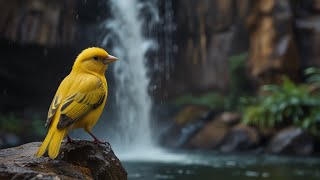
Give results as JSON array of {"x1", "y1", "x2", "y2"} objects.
[{"x1": 101, "y1": 0, "x2": 159, "y2": 154}]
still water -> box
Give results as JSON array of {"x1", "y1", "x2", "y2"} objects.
[{"x1": 121, "y1": 150, "x2": 320, "y2": 180}]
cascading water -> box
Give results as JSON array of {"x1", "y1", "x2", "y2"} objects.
[
  {"x1": 101, "y1": 0, "x2": 159, "y2": 153},
  {"x1": 99, "y1": 0, "x2": 184, "y2": 161}
]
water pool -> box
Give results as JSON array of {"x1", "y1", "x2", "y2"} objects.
[{"x1": 120, "y1": 150, "x2": 320, "y2": 180}]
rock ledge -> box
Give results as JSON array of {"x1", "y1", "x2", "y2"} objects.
[{"x1": 0, "y1": 140, "x2": 127, "y2": 180}]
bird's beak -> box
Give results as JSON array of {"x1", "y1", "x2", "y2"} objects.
[{"x1": 104, "y1": 54, "x2": 118, "y2": 64}]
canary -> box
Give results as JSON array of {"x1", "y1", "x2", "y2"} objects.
[{"x1": 36, "y1": 47, "x2": 118, "y2": 159}]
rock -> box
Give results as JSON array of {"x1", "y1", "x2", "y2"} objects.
[
  {"x1": 220, "y1": 112, "x2": 241, "y2": 126},
  {"x1": 187, "y1": 116, "x2": 230, "y2": 149},
  {"x1": 220, "y1": 124, "x2": 260, "y2": 152},
  {"x1": 0, "y1": 140, "x2": 127, "y2": 180},
  {"x1": 3, "y1": 133, "x2": 20, "y2": 147},
  {"x1": 247, "y1": 0, "x2": 300, "y2": 84},
  {"x1": 292, "y1": 0, "x2": 320, "y2": 68},
  {"x1": 0, "y1": 131, "x2": 21, "y2": 149},
  {"x1": 266, "y1": 127, "x2": 314, "y2": 155},
  {"x1": 161, "y1": 0, "x2": 252, "y2": 98},
  {"x1": 160, "y1": 106, "x2": 217, "y2": 148},
  {"x1": 174, "y1": 105, "x2": 211, "y2": 125}
]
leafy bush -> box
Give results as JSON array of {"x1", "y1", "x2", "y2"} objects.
[{"x1": 243, "y1": 72, "x2": 320, "y2": 136}]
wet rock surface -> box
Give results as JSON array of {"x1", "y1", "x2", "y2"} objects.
[
  {"x1": 188, "y1": 117, "x2": 230, "y2": 149},
  {"x1": 220, "y1": 124, "x2": 260, "y2": 152},
  {"x1": 266, "y1": 127, "x2": 314, "y2": 155},
  {"x1": 160, "y1": 106, "x2": 217, "y2": 148},
  {"x1": 0, "y1": 140, "x2": 127, "y2": 180}
]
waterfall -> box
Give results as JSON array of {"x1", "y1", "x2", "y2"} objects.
[{"x1": 101, "y1": 0, "x2": 159, "y2": 152}]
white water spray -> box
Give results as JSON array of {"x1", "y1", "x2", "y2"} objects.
[{"x1": 101, "y1": 0, "x2": 159, "y2": 153}]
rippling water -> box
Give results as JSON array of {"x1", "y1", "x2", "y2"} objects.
[{"x1": 120, "y1": 150, "x2": 320, "y2": 180}]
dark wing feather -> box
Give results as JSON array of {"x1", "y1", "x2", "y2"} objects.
[
  {"x1": 56, "y1": 80, "x2": 106, "y2": 129},
  {"x1": 45, "y1": 94, "x2": 61, "y2": 129}
]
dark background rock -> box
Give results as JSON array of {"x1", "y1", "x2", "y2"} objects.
[
  {"x1": 219, "y1": 124, "x2": 260, "y2": 152},
  {"x1": 266, "y1": 127, "x2": 314, "y2": 155},
  {"x1": 0, "y1": 140, "x2": 127, "y2": 180},
  {"x1": 160, "y1": 107, "x2": 218, "y2": 148},
  {"x1": 187, "y1": 116, "x2": 230, "y2": 149}
]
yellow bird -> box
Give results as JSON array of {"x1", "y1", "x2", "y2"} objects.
[{"x1": 36, "y1": 47, "x2": 118, "y2": 159}]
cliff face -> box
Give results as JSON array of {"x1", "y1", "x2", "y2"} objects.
[
  {"x1": 1, "y1": 0, "x2": 320, "y2": 109},
  {"x1": 0, "y1": 0, "x2": 107, "y2": 46},
  {"x1": 170, "y1": 0, "x2": 251, "y2": 95},
  {"x1": 247, "y1": 0, "x2": 300, "y2": 84},
  {"x1": 0, "y1": 0, "x2": 78, "y2": 46},
  {"x1": 164, "y1": 0, "x2": 320, "y2": 96}
]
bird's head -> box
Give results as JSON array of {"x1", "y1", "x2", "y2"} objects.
[{"x1": 73, "y1": 47, "x2": 118, "y2": 74}]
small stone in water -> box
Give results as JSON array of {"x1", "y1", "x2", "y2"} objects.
[{"x1": 245, "y1": 171, "x2": 259, "y2": 177}]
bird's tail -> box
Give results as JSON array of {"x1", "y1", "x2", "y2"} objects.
[{"x1": 36, "y1": 123, "x2": 67, "y2": 159}]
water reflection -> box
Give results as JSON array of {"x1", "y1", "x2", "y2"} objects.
[{"x1": 122, "y1": 151, "x2": 320, "y2": 180}]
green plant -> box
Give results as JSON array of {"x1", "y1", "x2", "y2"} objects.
[
  {"x1": 0, "y1": 113, "x2": 23, "y2": 133},
  {"x1": 172, "y1": 92, "x2": 226, "y2": 109},
  {"x1": 226, "y1": 52, "x2": 252, "y2": 110},
  {"x1": 31, "y1": 114, "x2": 46, "y2": 136},
  {"x1": 243, "y1": 75, "x2": 320, "y2": 136},
  {"x1": 305, "y1": 67, "x2": 320, "y2": 85}
]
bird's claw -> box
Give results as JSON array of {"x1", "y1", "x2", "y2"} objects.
[
  {"x1": 66, "y1": 135, "x2": 75, "y2": 144},
  {"x1": 93, "y1": 140, "x2": 111, "y2": 150}
]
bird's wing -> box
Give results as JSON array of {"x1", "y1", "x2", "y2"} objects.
[
  {"x1": 44, "y1": 76, "x2": 70, "y2": 129},
  {"x1": 57, "y1": 76, "x2": 106, "y2": 129},
  {"x1": 45, "y1": 94, "x2": 62, "y2": 128}
]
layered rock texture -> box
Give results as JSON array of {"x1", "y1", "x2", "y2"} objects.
[{"x1": 0, "y1": 140, "x2": 127, "y2": 180}]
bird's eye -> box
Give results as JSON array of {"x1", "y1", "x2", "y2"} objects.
[{"x1": 93, "y1": 56, "x2": 98, "y2": 60}]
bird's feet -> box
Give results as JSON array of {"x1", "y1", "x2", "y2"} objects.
[
  {"x1": 88, "y1": 131, "x2": 111, "y2": 149},
  {"x1": 66, "y1": 135, "x2": 75, "y2": 144},
  {"x1": 93, "y1": 139, "x2": 110, "y2": 145}
]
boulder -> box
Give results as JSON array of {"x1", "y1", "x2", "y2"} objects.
[
  {"x1": 220, "y1": 124, "x2": 260, "y2": 152},
  {"x1": 220, "y1": 112, "x2": 241, "y2": 126},
  {"x1": 0, "y1": 140, "x2": 127, "y2": 180},
  {"x1": 0, "y1": 131, "x2": 21, "y2": 149},
  {"x1": 174, "y1": 105, "x2": 211, "y2": 126},
  {"x1": 160, "y1": 106, "x2": 216, "y2": 148},
  {"x1": 266, "y1": 127, "x2": 314, "y2": 155},
  {"x1": 187, "y1": 116, "x2": 230, "y2": 149}
]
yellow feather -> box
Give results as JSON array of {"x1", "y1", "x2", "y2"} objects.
[
  {"x1": 36, "y1": 47, "x2": 117, "y2": 159},
  {"x1": 36, "y1": 126, "x2": 54, "y2": 157},
  {"x1": 48, "y1": 128, "x2": 67, "y2": 159}
]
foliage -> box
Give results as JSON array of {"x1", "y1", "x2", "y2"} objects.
[
  {"x1": 172, "y1": 92, "x2": 226, "y2": 109},
  {"x1": 0, "y1": 113, "x2": 23, "y2": 133},
  {"x1": 225, "y1": 52, "x2": 252, "y2": 110},
  {"x1": 31, "y1": 114, "x2": 47, "y2": 136},
  {"x1": 304, "y1": 67, "x2": 320, "y2": 86},
  {"x1": 243, "y1": 73, "x2": 320, "y2": 136},
  {"x1": 0, "y1": 113, "x2": 46, "y2": 136}
]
